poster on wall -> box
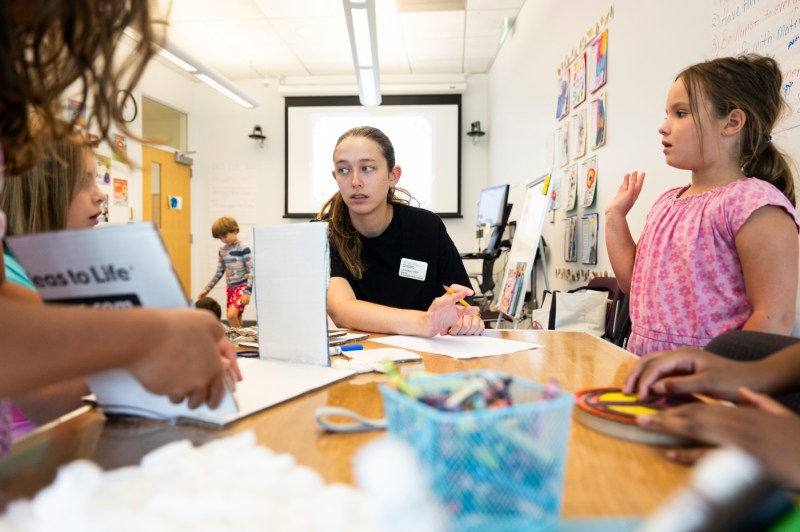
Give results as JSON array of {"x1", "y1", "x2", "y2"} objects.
[
  {"x1": 564, "y1": 163, "x2": 578, "y2": 211},
  {"x1": 581, "y1": 155, "x2": 598, "y2": 208},
  {"x1": 557, "y1": 124, "x2": 570, "y2": 167},
  {"x1": 581, "y1": 213, "x2": 599, "y2": 265},
  {"x1": 556, "y1": 69, "x2": 570, "y2": 120},
  {"x1": 590, "y1": 29, "x2": 608, "y2": 93},
  {"x1": 571, "y1": 108, "x2": 587, "y2": 160},
  {"x1": 565, "y1": 215, "x2": 578, "y2": 262},
  {"x1": 113, "y1": 178, "x2": 129, "y2": 207},
  {"x1": 95, "y1": 154, "x2": 111, "y2": 185},
  {"x1": 590, "y1": 92, "x2": 607, "y2": 149},
  {"x1": 112, "y1": 133, "x2": 128, "y2": 163},
  {"x1": 571, "y1": 52, "x2": 587, "y2": 109}
]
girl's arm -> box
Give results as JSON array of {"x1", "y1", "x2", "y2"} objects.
[
  {"x1": 604, "y1": 172, "x2": 646, "y2": 293},
  {"x1": 737, "y1": 205, "x2": 798, "y2": 335},
  {"x1": 326, "y1": 277, "x2": 480, "y2": 337},
  {"x1": 0, "y1": 299, "x2": 239, "y2": 407}
]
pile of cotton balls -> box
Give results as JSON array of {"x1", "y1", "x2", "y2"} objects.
[{"x1": 0, "y1": 431, "x2": 381, "y2": 532}]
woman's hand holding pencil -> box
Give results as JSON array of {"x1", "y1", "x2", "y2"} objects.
[{"x1": 421, "y1": 284, "x2": 484, "y2": 337}]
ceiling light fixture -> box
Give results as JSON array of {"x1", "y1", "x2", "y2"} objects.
[
  {"x1": 343, "y1": 0, "x2": 381, "y2": 106},
  {"x1": 124, "y1": 29, "x2": 259, "y2": 109}
]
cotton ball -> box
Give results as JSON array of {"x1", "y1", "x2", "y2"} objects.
[
  {"x1": 310, "y1": 483, "x2": 381, "y2": 532},
  {"x1": 354, "y1": 435, "x2": 449, "y2": 532},
  {"x1": 28, "y1": 460, "x2": 105, "y2": 529},
  {"x1": 139, "y1": 439, "x2": 194, "y2": 473}
]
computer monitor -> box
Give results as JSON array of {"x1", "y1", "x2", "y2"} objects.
[
  {"x1": 484, "y1": 202, "x2": 513, "y2": 257},
  {"x1": 476, "y1": 184, "x2": 510, "y2": 227}
]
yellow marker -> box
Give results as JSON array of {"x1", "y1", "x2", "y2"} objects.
[{"x1": 442, "y1": 284, "x2": 470, "y2": 307}]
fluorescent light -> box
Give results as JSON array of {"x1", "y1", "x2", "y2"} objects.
[
  {"x1": 157, "y1": 48, "x2": 197, "y2": 73},
  {"x1": 343, "y1": 0, "x2": 381, "y2": 106},
  {"x1": 358, "y1": 68, "x2": 381, "y2": 106},
  {"x1": 194, "y1": 73, "x2": 256, "y2": 109},
  {"x1": 124, "y1": 29, "x2": 259, "y2": 109},
  {"x1": 350, "y1": 8, "x2": 373, "y2": 68}
]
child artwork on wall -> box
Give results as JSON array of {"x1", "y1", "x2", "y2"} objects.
[
  {"x1": 590, "y1": 92, "x2": 607, "y2": 149},
  {"x1": 112, "y1": 133, "x2": 128, "y2": 163},
  {"x1": 113, "y1": 178, "x2": 129, "y2": 207},
  {"x1": 95, "y1": 154, "x2": 112, "y2": 185},
  {"x1": 565, "y1": 215, "x2": 578, "y2": 262},
  {"x1": 571, "y1": 108, "x2": 587, "y2": 160},
  {"x1": 564, "y1": 163, "x2": 578, "y2": 211},
  {"x1": 590, "y1": 29, "x2": 608, "y2": 93},
  {"x1": 581, "y1": 155, "x2": 598, "y2": 208},
  {"x1": 550, "y1": 174, "x2": 562, "y2": 211},
  {"x1": 571, "y1": 52, "x2": 586, "y2": 109},
  {"x1": 581, "y1": 213, "x2": 599, "y2": 265},
  {"x1": 558, "y1": 123, "x2": 570, "y2": 167},
  {"x1": 556, "y1": 68, "x2": 570, "y2": 120}
]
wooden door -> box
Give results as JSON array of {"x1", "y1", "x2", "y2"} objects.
[{"x1": 142, "y1": 146, "x2": 191, "y2": 299}]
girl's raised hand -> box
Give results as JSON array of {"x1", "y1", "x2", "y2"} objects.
[{"x1": 605, "y1": 171, "x2": 646, "y2": 218}]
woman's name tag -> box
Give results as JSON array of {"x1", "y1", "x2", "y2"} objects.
[{"x1": 398, "y1": 258, "x2": 427, "y2": 281}]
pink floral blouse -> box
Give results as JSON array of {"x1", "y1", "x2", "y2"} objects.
[{"x1": 628, "y1": 178, "x2": 798, "y2": 356}]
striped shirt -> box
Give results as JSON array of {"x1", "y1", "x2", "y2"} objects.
[{"x1": 203, "y1": 240, "x2": 254, "y2": 295}]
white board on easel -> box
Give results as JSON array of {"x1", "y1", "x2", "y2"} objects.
[{"x1": 496, "y1": 184, "x2": 551, "y2": 320}]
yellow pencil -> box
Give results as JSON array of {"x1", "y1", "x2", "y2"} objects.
[{"x1": 442, "y1": 284, "x2": 470, "y2": 307}]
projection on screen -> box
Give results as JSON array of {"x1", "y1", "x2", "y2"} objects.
[{"x1": 285, "y1": 95, "x2": 461, "y2": 218}]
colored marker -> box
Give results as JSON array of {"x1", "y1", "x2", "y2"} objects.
[{"x1": 329, "y1": 344, "x2": 364, "y2": 355}]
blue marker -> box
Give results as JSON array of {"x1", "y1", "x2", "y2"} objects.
[{"x1": 329, "y1": 344, "x2": 364, "y2": 355}]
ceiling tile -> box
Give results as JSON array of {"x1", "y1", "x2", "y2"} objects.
[
  {"x1": 464, "y1": 36, "x2": 501, "y2": 59},
  {"x1": 409, "y1": 60, "x2": 464, "y2": 74},
  {"x1": 400, "y1": 11, "x2": 465, "y2": 39},
  {"x1": 465, "y1": 8, "x2": 518, "y2": 38}
]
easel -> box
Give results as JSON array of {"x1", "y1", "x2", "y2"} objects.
[{"x1": 492, "y1": 182, "x2": 551, "y2": 328}]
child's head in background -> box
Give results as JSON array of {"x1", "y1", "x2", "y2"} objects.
[
  {"x1": 211, "y1": 216, "x2": 240, "y2": 245},
  {"x1": 664, "y1": 54, "x2": 794, "y2": 204},
  {"x1": 1, "y1": 131, "x2": 104, "y2": 235},
  {"x1": 195, "y1": 296, "x2": 222, "y2": 320}
]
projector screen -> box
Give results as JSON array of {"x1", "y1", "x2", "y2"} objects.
[{"x1": 284, "y1": 95, "x2": 462, "y2": 218}]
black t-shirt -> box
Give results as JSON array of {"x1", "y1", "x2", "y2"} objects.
[{"x1": 329, "y1": 204, "x2": 470, "y2": 311}]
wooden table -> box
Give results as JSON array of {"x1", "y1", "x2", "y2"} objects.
[{"x1": 0, "y1": 331, "x2": 689, "y2": 517}]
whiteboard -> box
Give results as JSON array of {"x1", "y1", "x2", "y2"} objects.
[
  {"x1": 710, "y1": 0, "x2": 800, "y2": 131},
  {"x1": 495, "y1": 185, "x2": 551, "y2": 317}
]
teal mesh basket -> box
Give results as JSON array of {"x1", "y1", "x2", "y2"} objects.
[{"x1": 379, "y1": 371, "x2": 574, "y2": 532}]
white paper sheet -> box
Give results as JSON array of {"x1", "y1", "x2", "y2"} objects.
[{"x1": 371, "y1": 334, "x2": 542, "y2": 359}]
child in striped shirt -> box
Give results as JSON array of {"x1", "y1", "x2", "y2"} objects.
[{"x1": 198, "y1": 216, "x2": 254, "y2": 328}]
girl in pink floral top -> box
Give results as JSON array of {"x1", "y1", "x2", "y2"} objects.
[{"x1": 606, "y1": 55, "x2": 799, "y2": 356}]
